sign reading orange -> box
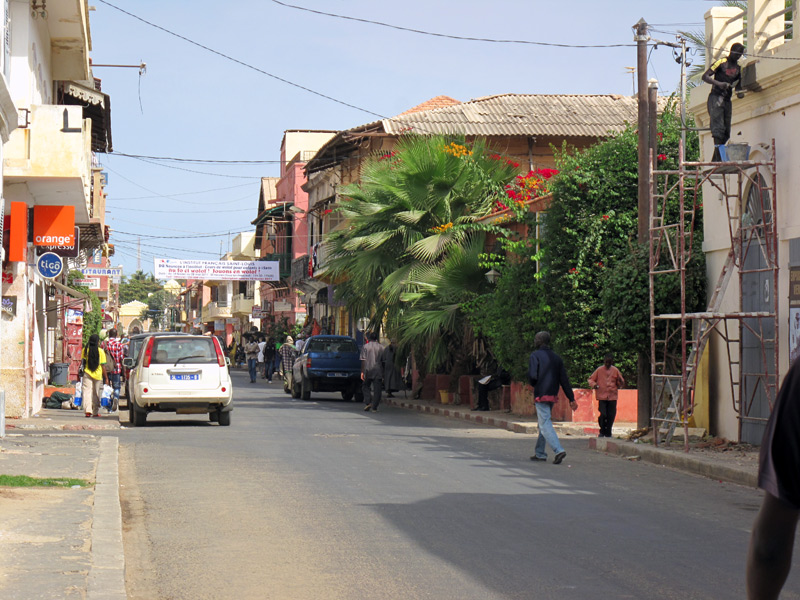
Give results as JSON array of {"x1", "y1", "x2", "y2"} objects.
[{"x1": 33, "y1": 205, "x2": 75, "y2": 247}]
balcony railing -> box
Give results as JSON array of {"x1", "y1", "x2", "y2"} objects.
[
  {"x1": 231, "y1": 293, "x2": 255, "y2": 315},
  {"x1": 205, "y1": 301, "x2": 232, "y2": 320}
]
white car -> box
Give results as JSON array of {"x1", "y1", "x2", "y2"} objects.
[{"x1": 124, "y1": 334, "x2": 233, "y2": 426}]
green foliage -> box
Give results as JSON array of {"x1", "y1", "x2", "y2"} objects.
[
  {"x1": 464, "y1": 231, "x2": 550, "y2": 381},
  {"x1": 537, "y1": 101, "x2": 704, "y2": 386},
  {"x1": 119, "y1": 270, "x2": 162, "y2": 304},
  {"x1": 0, "y1": 475, "x2": 91, "y2": 488},
  {"x1": 327, "y1": 135, "x2": 518, "y2": 375},
  {"x1": 139, "y1": 289, "x2": 176, "y2": 330}
]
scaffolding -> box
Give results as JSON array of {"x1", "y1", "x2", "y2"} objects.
[{"x1": 649, "y1": 140, "x2": 779, "y2": 449}]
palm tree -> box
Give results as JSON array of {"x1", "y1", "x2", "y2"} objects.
[{"x1": 325, "y1": 135, "x2": 517, "y2": 375}]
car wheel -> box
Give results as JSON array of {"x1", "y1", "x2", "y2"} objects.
[
  {"x1": 209, "y1": 411, "x2": 219, "y2": 422},
  {"x1": 218, "y1": 411, "x2": 231, "y2": 426},
  {"x1": 342, "y1": 389, "x2": 353, "y2": 401},
  {"x1": 301, "y1": 376, "x2": 311, "y2": 400},
  {"x1": 132, "y1": 407, "x2": 147, "y2": 427}
]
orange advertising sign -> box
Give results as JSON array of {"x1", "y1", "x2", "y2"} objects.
[{"x1": 33, "y1": 205, "x2": 75, "y2": 247}]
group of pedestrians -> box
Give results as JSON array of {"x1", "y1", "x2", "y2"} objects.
[{"x1": 80, "y1": 328, "x2": 128, "y2": 418}]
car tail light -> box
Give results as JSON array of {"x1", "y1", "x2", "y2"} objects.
[
  {"x1": 143, "y1": 387, "x2": 149, "y2": 393},
  {"x1": 306, "y1": 357, "x2": 312, "y2": 368},
  {"x1": 142, "y1": 337, "x2": 155, "y2": 368},
  {"x1": 221, "y1": 387, "x2": 226, "y2": 393},
  {"x1": 212, "y1": 336, "x2": 226, "y2": 367}
]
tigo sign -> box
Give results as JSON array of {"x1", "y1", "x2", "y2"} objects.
[
  {"x1": 33, "y1": 206, "x2": 75, "y2": 247},
  {"x1": 36, "y1": 252, "x2": 64, "y2": 279}
]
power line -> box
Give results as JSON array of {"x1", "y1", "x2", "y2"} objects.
[
  {"x1": 126, "y1": 156, "x2": 263, "y2": 179},
  {"x1": 107, "y1": 152, "x2": 277, "y2": 164},
  {"x1": 107, "y1": 182, "x2": 254, "y2": 201},
  {"x1": 269, "y1": 0, "x2": 636, "y2": 49},
  {"x1": 96, "y1": 0, "x2": 384, "y2": 119}
]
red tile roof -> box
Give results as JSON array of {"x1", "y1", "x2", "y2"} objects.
[{"x1": 396, "y1": 95, "x2": 461, "y2": 117}]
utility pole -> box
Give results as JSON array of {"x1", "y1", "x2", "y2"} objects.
[{"x1": 635, "y1": 17, "x2": 652, "y2": 430}]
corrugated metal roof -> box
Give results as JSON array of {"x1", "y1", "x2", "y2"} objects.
[{"x1": 382, "y1": 93, "x2": 642, "y2": 138}]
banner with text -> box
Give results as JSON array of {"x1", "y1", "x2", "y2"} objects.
[{"x1": 154, "y1": 259, "x2": 279, "y2": 281}]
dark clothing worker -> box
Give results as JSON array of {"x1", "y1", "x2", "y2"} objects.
[{"x1": 702, "y1": 42, "x2": 744, "y2": 160}]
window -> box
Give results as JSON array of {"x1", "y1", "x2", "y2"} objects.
[
  {"x1": 305, "y1": 338, "x2": 358, "y2": 353},
  {"x1": 151, "y1": 338, "x2": 217, "y2": 364}
]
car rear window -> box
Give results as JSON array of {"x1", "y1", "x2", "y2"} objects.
[
  {"x1": 150, "y1": 338, "x2": 217, "y2": 364},
  {"x1": 305, "y1": 339, "x2": 358, "y2": 353}
]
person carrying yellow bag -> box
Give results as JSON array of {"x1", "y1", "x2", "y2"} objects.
[{"x1": 81, "y1": 333, "x2": 109, "y2": 418}]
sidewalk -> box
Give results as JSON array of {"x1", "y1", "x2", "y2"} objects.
[
  {"x1": 0, "y1": 409, "x2": 125, "y2": 599},
  {"x1": 384, "y1": 395, "x2": 759, "y2": 489}
]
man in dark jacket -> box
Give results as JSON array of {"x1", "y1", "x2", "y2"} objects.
[{"x1": 528, "y1": 331, "x2": 578, "y2": 464}]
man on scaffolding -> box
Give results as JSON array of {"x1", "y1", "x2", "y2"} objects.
[{"x1": 702, "y1": 42, "x2": 745, "y2": 161}]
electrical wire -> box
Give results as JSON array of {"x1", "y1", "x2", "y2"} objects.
[
  {"x1": 125, "y1": 156, "x2": 263, "y2": 179},
  {"x1": 107, "y1": 182, "x2": 254, "y2": 201},
  {"x1": 107, "y1": 152, "x2": 277, "y2": 164},
  {"x1": 96, "y1": 0, "x2": 385, "y2": 119},
  {"x1": 110, "y1": 204, "x2": 255, "y2": 214},
  {"x1": 268, "y1": 0, "x2": 636, "y2": 49}
]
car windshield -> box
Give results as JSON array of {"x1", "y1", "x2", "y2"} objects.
[
  {"x1": 305, "y1": 339, "x2": 358, "y2": 353},
  {"x1": 150, "y1": 338, "x2": 217, "y2": 364}
]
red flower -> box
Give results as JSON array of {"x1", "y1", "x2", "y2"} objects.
[
  {"x1": 597, "y1": 261, "x2": 604, "y2": 268},
  {"x1": 508, "y1": 160, "x2": 520, "y2": 168},
  {"x1": 569, "y1": 267, "x2": 577, "y2": 274},
  {"x1": 657, "y1": 132, "x2": 663, "y2": 141},
  {"x1": 602, "y1": 215, "x2": 610, "y2": 220},
  {"x1": 657, "y1": 153, "x2": 667, "y2": 162}
]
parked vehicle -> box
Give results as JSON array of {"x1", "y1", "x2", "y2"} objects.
[
  {"x1": 123, "y1": 332, "x2": 190, "y2": 402},
  {"x1": 290, "y1": 335, "x2": 363, "y2": 401},
  {"x1": 124, "y1": 334, "x2": 233, "y2": 426}
]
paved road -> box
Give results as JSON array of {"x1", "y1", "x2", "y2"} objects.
[{"x1": 119, "y1": 369, "x2": 800, "y2": 599}]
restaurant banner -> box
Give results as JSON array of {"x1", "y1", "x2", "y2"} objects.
[{"x1": 154, "y1": 259, "x2": 278, "y2": 281}]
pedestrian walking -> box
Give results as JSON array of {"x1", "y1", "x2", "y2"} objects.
[
  {"x1": 257, "y1": 335, "x2": 267, "y2": 379},
  {"x1": 360, "y1": 331, "x2": 385, "y2": 412},
  {"x1": 263, "y1": 337, "x2": 276, "y2": 382},
  {"x1": 528, "y1": 331, "x2": 578, "y2": 464},
  {"x1": 588, "y1": 353, "x2": 625, "y2": 438},
  {"x1": 102, "y1": 328, "x2": 127, "y2": 413},
  {"x1": 702, "y1": 42, "x2": 744, "y2": 161},
  {"x1": 244, "y1": 334, "x2": 259, "y2": 383},
  {"x1": 747, "y1": 359, "x2": 800, "y2": 599},
  {"x1": 278, "y1": 336, "x2": 297, "y2": 391},
  {"x1": 295, "y1": 334, "x2": 306, "y2": 354},
  {"x1": 383, "y1": 340, "x2": 403, "y2": 398},
  {"x1": 81, "y1": 334, "x2": 109, "y2": 418}
]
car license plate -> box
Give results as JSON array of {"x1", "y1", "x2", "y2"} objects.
[
  {"x1": 170, "y1": 374, "x2": 199, "y2": 381},
  {"x1": 328, "y1": 372, "x2": 347, "y2": 377}
]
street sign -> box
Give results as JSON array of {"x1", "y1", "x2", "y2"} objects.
[{"x1": 36, "y1": 252, "x2": 63, "y2": 280}]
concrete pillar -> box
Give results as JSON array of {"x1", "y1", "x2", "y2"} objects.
[
  {"x1": 749, "y1": 0, "x2": 789, "y2": 55},
  {"x1": 706, "y1": 6, "x2": 745, "y2": 67}
]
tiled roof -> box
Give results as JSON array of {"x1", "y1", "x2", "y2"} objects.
[
  {"x1": 395, "y1": 95, "x2": 461, "y2": 117},
  {"x1": 382, "y1": 93, "x2": 642, "y2": 138}
]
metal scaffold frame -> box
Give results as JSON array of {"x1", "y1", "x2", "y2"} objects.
[{"x1": 649, "y1": 140, "x2": 779, "y2": 449}]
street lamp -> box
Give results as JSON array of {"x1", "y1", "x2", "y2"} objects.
[{"x1": 485, "y1": 268, "x2": 500, "y2": 285}]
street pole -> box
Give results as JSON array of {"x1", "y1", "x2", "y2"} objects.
[{"x1": 635, "y1": 18, "x2": 652, "y2": 430}]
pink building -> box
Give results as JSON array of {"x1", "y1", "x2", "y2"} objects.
[{"x1": 253, "y1": 130, "x2": 335, "y2": 333}]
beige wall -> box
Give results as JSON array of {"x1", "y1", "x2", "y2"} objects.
[{"x1": 689, "y1": 0, "x2": 800, "y2": 439}]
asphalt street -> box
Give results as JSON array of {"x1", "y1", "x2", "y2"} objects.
[{"x1": 118, "y1": 369, "x2": 800, "y2": 600}]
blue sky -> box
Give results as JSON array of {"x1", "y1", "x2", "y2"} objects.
[{"x1": 90, "y1": 0, "x2": 713, "y2": 276}]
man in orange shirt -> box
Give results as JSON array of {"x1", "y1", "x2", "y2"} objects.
[{"x1": 588, "y1": 353, "x2": 625, "y2": 438}]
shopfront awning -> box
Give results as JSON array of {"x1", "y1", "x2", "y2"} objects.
[{"x1": 51, "y1": 280, "x2": 89, "y2": 300}]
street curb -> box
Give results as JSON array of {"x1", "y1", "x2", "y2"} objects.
[
  {"x1": 385, "y1": 397, "x2": 758, "y2": 488},
  {"x1": 588, "y1": 437, "x2": 758, "y2": 489},
  {"x1": 87, "y1": 436, "x2": 126, "y2": 599},
  {"x1": 384, "y1": 398, "x2": 612, "y2": 438}
]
